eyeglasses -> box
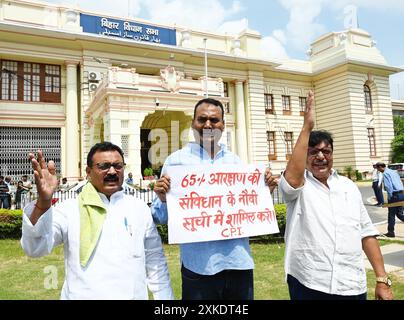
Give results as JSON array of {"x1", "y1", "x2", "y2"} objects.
[
  {"x1": 307, "y1": 148, "x2": 333, "y2": 158},
  {"x1": 94, "y1": 162, "x2": 126, "y2": 171}
]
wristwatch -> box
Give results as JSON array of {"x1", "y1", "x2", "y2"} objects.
[{"x1": 376, "y1": 275, "x2": 392, "y2": 287}]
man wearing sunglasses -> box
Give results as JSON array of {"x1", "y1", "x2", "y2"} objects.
[
  {"x1": 279, "y1": 91, "x2": 393, "y2": 300},
  {"x1": 21, "y1": 142, "x2": 174, "y2": 300}
]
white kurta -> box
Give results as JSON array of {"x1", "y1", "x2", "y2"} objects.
[
  {"x1": 21, "y1": 190, "x2": 174, "y2": 300},
  {"x1": 280, "y1": 170, "x2": 379, "y2": 296}
]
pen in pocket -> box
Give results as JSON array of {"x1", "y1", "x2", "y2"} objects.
[{"x1": 124, "y1": 217, "x2": 132, "y2": 236}]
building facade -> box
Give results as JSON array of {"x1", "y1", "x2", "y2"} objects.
[{"x1": 0, "y1": 0, "x2": 402, "y2": 181}]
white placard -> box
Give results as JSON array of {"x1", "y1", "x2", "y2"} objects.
[{"x1": 166, "y1": 164, "x2": 279, "y2": 244}]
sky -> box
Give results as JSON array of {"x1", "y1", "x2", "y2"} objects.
[{"x1": 42, "y1": 0, "x2": 404, "y2": 99}]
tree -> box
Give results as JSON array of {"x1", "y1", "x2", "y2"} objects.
[
  {"x1": 393, "y1": 116, "x2": 404, "y2": 136},
  {"x1": 392, "y1": 116, "x2": 404, "y2": 162}
]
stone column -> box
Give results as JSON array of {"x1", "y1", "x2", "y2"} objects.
[
  {"x1": 65, "y1": 62, "x2": 80, "y2": 180},
  {"x1": 234, "y1": 80, "x2": 248, "y2": 163}
]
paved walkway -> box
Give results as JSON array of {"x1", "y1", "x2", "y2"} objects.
[{"x1": 363, "y1": 221, "x2": 404, "y2": 280}]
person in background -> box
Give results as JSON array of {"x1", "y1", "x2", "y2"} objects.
[
  {"x1": 15, "y1": 181, "x2": 24, "y2": 210},
  {"x1": 0, "y1": 175, "x2": 10, "y2": 209},
  {"x1": 59, "y1": 177, "x2": 70, "y2": 192},
  {"x1": 4, "y1": 176, "x2": 13, "y2": 209},
  {"x1": 21, "y1": 175, "x2": 32, "y2": 195},
  {"x1": 372, "y1": 164, "x2": 384, "y2": 207},
  {"x1": 375, "y1": 162, "x2": 404, "y2": 238},
  {"x1": 125, "y1": 172, "x2": 134, "y2": 186},
  {"x1": 279, "y1": 91, "x2": 393, "y2": 300},
  {"x1": 21, "y1": 142, "x2": 174, "y2": 300}
]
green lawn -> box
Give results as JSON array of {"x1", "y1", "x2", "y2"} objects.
[{"x1": 0, "y1": 239, "x2": 403, "y2": 300}]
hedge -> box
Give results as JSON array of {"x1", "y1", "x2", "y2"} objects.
[
  {"x1": 0, "y1": 209, "x2": 23, "y2": 239},
  {"x1": 0, "y1": 204, "x2": 287, "y2": 243}
]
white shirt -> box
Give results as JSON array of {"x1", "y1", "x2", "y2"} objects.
[
  {"x1": 21, "y1": 190, "x2": 174, "y2": 300},
  {"x1": 280, "y1": 170, "x2": 378, "y2": 296},
  {"x1": 372, "y1": 169, "x2": 383, "y2": 187}
]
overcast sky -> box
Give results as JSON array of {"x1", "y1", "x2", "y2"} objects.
[{"x1": 41, "y1": 0, "x2": 404, "y2": 99}]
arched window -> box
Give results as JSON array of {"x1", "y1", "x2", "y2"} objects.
[{"x1": 364, "y1": 84, "x2": 372, "y2": 113}]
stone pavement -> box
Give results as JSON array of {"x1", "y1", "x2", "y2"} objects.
[{"x1": 363, "y1": 221, "x2": 404, "y2": 280}]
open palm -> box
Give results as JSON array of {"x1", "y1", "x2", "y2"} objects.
[{"x1": 28, "y1": 150, "x2": 58, "y2": 201}]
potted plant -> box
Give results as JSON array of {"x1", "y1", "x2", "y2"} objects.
[{"x1": 143, "y1": 167, "x2": 154, "y2": 180}]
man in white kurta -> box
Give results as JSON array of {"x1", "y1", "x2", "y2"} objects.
[
  {"x1": 279, "y1": 91, "x2": 393, "y2": 300},
  {"x1": 21, "y1": 142, "x2": 174, "y2": 300}
]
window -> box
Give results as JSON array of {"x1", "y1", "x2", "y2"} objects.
[
  {"x1": 223, "y1": 82, "x2": 229, "y2": 97},
  {"x1": 223, "y1": 82, "x2": 230, "y2": 113},
  {"x1": 364, "y1": 85, "x2": 372, "y2": 113},
  {"x1": 1, "y1": 61, "x2": 18, "y2": 100},
  {"x1": 224, "y1": 102, "x2": 231, "y2": 114},
  {"x1": 266, "y1": 131, "x2": 276, "y2": 160},
  {"x1": 121, "y1": 120, "x2": 129, "y2": 128},
  {"x1": 299, "y1": 97, "x2": 306, "y2": 116},
  {"x1": 285, "y1": 131, "x2": 293, "y2": 158},
  {"x1": 121, "y1": 135, "x2": 129, "y2": 157},
  {"x1": 367, "y1": 128, "x2": 376, "y2": 156},
  {"x1": 264, "y1": 94, "x2": 274, "y2": 114},
  {"x1": 23, "y1": 63, "x2": 40, "y2": 102},
  {"x1": 282, "y1": 95, "x2": 291, "y2": 114},
  {"x1": 0, "y1": 126, "x2": 61, "y2": 181},
  {"x1": 0, "y1": 60, "x2": 61, "y2": 103}
]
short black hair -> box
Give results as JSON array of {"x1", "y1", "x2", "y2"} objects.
[
  {"x1": 193, "y1": 98, "x2": 224, "y2": 120},
  {"x1": 309, "y1": 130, "x2": 334, "y2": 150},
  {"x1": 87, "y1": 142, "x2": 125, "y2": 167},
  {"x1": 375, "y1": 162, "x2": 386, "y2": 168}
]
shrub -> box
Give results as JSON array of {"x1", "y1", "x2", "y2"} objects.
[
  {"x1": 344, "y1": 166, "x2": 353, "y2": 180},
  {"x1": 355, "y1": 170, "x2": 362, "y2": 181},
  {"x1": 251, "y1": 204, "x2": 286, "y2": 243},
  {"x1": 155, "y1": 204, "x2": 287, "y2": 244},
  {"x1": 0, "y1": 209, "x2": 23, "y2": 239},
  {"x1": 143, "y1": 167, "x2": 154, "y2": 177}
]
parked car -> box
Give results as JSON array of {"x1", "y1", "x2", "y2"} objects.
[{"x1": 387, "y1": 163, "x2": 404, "y2": 179}]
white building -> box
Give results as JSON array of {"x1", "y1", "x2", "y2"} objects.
[{"x1": 0, "y1": 0, "x2": 402, "y2": 181}]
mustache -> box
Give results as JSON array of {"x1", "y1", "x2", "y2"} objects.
[
  {"x1": 104, "y1": 175, "x2": 119, "y2": 182},
  {"x1": 313, "y1": 161, "x2": 328, "y2": 166}
]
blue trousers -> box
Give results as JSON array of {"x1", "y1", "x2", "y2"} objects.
[
  {"x1": 387, "y1": 192, "x2": 404, "y2": 234},
  {"x1": 181, "y1": 265, "x2": 253, "y2": 300},
  {"x1": 372, "y1": 181, "x2": 384, "y2": 205},
  {"x1": 0, "y1": 195, "x2": 10, "y2": 209},
  {"x1": 287, "y1": 274, "x2": 367, "y2": 300}
]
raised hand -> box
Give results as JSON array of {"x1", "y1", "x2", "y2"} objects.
[
  {"x1": 303, "y1": 90, "x2": 315, "y2": 132},
  {"x1": 28, "y1": 150, "x2": 58, "y2": 202}
]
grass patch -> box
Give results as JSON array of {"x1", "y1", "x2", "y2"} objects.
[{"x1": 1, "y1": 239, "x2": 402, "y2": 300}]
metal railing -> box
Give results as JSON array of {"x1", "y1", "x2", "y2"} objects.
[
  {"x1": 21, "y1": 188, "x2": 155, "y2": 208},
  {"x1": 19, "y1": 185, "x2": 283, "y2": 209}
]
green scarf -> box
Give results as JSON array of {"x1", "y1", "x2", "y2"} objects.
[{"x1": 78, "y1": 183, "x2": 107, "y2": 267}]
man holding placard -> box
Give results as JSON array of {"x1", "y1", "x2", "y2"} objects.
[{"x1": 151, "y1": 98, "x2": 278, "y2": 300}]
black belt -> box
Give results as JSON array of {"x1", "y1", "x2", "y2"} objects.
[{"x1": 393, "y1": 191, "x2": 404, "y2": 195}]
